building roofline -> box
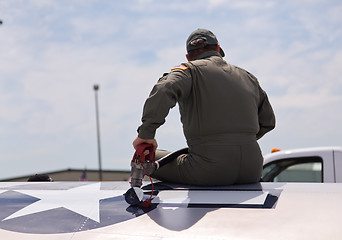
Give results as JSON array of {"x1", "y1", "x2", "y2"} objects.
[{"x1": 0, "y1": 168, "x2": 130, "y2": 182}]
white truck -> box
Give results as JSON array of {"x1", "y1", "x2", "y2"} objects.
[{"x1": 262, "y1": 146, "x2": 342, "y2": 183}]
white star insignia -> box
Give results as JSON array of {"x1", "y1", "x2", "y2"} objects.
[{"x1": 2, "y1": 183, "x2": 125, "y2": 223}]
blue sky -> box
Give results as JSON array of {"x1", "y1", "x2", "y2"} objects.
[{"x1": 0, "y1": 0, "x2": 341, "y2": 180}]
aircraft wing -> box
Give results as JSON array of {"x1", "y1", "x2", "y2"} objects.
[{"x1": 0, "y1": 181, "x2": 341, "y2": 239}]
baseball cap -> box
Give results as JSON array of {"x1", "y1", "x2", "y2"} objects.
[{"x1": 186, "y1": 28, "x2": 225, "y2": 57}]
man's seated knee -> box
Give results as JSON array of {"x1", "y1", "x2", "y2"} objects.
[{"x1": 155, "y1": 149, "x2": 171, "y2": 160}]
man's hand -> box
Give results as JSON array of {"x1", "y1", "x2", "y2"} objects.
[{"x1": 133, "y1": 137, "x2": 158, "y2": 152}]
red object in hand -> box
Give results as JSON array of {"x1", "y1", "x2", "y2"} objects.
[
  {"x1": 129, "y1": 143, "x2": 155, "y2": 207},
  {"x1": 132, "y1": 143, "x2": 156, "y2": 163}
]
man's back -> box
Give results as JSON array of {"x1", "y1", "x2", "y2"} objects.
[{"x1": 181, "y1": 55, "x2": 262, "y2": 142}]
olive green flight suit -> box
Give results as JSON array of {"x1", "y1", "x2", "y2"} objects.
[{"x1": 138, "y1": 51, "x2": 275, "y2": 186}]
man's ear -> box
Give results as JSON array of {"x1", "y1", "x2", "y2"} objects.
[{"x1": 216, "y1": 44, "x2": 220, "y2": 53}]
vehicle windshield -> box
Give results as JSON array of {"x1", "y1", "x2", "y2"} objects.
[{"x1": 262, "y1": 157, "x2": 323, "y2": 182}]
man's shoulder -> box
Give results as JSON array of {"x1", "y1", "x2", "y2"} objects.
[
  {"x1": 157, "y1": 64, "x2": 190, "y2": 82},
  {"x1": 233, "y1": 65, "x2": 258, "y2": 81},
  {"x1": 169, "y1": 63, "x2": 192, "y2": 76}
]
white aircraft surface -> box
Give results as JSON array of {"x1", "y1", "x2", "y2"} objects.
[{"x1": 0, "y1": 181, "x2": 341, "y2": 239}]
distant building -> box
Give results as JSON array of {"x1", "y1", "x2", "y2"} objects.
[{"x1": 0, "y1": 169, "x2": 131, "y2": 182}]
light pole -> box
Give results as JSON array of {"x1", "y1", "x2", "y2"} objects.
[{"x1": 93, "y1": 84, "x2": 103, "y2": 181}]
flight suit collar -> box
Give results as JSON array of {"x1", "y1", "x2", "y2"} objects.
[{"x1": 195, "y1": 51, "x2": 222, "y2": 60}]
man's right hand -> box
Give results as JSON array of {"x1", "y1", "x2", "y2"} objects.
[{"x1": 132, "y1": 137, "x2": 158, "y2": 153}]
